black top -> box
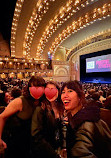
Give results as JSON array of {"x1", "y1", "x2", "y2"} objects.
[
  {"x1": 2, "y1": 96, "x2": 35, "y2": 158},
  {"x1": 31, "y1": 106, "x2": 63, "y2": 158},
  {"x1": 66, "y1": 105, "x2": 111, "y2": 158}
]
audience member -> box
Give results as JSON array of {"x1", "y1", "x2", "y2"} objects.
[
  {"x1": 4, "y1": 92, "x2": 11, "y2": 105},
  {"x1": 61, "y1": 80, "x2": 111, "y2": 158},
  {"x1": 99, "y1": 90, "x2": 106, "y2": 104},
  {"x1": 85, "y1": 88, "x2": 95, "y2": 100},
  {"x1": 0, "y1": 76, "x2": 46, "y2": 158},
  {"x1": 31, "y1": 81, "x2": 64, "y2": 158},
  {"x1": 91, "y1": 92, "x2": 103, "y2": 108},
  {"x1": 10, "y1": 86, "x2": 22, "y2": 99},
  {"x1": 103, "y1": 95, "x2": 111, "y2": 110}
]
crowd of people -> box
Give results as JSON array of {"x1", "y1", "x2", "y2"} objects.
[
  {"x1": 83, "y1": 82, "x2": 111, "y2": 110},
  {"x1": 0, "y1": 77, "x2": 111, "y2": 158}
]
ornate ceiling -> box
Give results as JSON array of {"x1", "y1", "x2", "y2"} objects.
[{"x1": 10, "y1": 0, "x2": 111, "y2": 61}]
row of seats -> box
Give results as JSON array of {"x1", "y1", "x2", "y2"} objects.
[{"x1": 100, "y1": 108, "x2": 111, "y2": 129}]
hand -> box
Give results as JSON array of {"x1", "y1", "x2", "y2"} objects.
[
  {"x1": 60, "y1": 148, "x2": 67, "y2": 158},
  {"x1": 0, "y1": 139, "x2": 7, "y2": 154}
]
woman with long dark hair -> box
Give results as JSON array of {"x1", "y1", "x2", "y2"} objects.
[
  {"x1": 0, "y1": 76, "x2": 46, "y2": 158},
  {"x1": 61, "y1": 80, "x2": 111, "y2": 158},
  {"x1": 31, "y1": 81, "x2": 64, "y2": 158}
]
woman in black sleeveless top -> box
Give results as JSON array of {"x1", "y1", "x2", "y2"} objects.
[{"x1": 0, "y1": 76, "x2": 46, "y2": 158}]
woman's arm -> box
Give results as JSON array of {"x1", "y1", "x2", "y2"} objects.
[
  {"x1": 0, "y1": 97, "x2": 23, "y2": 149},
  {"x1": 71, "y1": 122, "x2": 97, "y2": 158}
]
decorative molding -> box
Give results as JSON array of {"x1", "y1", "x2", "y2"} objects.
[
  {"x1": 67, "y1": 30, "x2": 111, "y2": 60},
  {"x1": 52, "y1": 60, "x2": 69, "y2": 65},
  {"x1": 54, "y1": 65, "x2": 69, "y2": 76},
  {"x1": 71, "y1": 38, "x2": 111, "y2": 62}
]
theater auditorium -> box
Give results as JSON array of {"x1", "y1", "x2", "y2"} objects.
[
  {"x1": 0, "y1": 0, "x2": 111, "y2": 83},
  {"x1": 0, "y1": 1, "x2": 111, "y2": 158}
]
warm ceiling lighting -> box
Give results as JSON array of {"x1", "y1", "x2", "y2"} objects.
[
  {"x1": 11, "y1": 0, "x2": 24, "y2": 57},
  {"x1": 49, "y1": 2, "x2": 111, "y2": 58},
  {"x1": 36, "y1": 0, "x2": 91, "y2": 59}
]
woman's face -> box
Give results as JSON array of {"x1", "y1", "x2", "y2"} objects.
[
  {"x1": 45, "y1": 83, "x2": 58, "y2": 102},
  {"x1": 29, "y1": 84, "x2": 44, "y2": 99},
  {"x1": 5, "y1": 92, "x2": 11, "y2": 104},
  {"x1": 61, "y1": 86, "x2": 80, "y2": 114}
]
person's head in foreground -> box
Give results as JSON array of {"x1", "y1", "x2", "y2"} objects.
[
  {"x1": 61, "y1": 80, "x2": 85, "y2": 116},
  {"x1": 23, "y1": 76, "x2": 46, "y2": 100},
  {"x1": 61, "y1": 80, "x2": 111, "y2": 158}
]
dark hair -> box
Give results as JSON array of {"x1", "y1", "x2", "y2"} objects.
[
  {"x1": 23, "y1": 76, "x2": 46, "y2": 99},
  {"x1": 46, "y1": 81, "x2": 64, "y2": 114},
  {"x1": 61, "y1": 80, "x2": 86, "y2": 105},
  {"x1": 28, "y1": 76, "x2": 46, "y2": 87},
  {"x1": 92, "y1": 92, "x2": 100, "y2": 101},
  {"x1": 88, "y1": 89, "x2": 95, "y2": 95},
  {"x1": 104, "y1": 95, "x2": 111, "y2": 110},
  {"x1": 11, "y1": 87, "x2": 22, "y2": 98}
]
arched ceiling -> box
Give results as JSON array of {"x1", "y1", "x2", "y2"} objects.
[{"x1": 10, "y1": 0, "x2": 111, "y2": 61}]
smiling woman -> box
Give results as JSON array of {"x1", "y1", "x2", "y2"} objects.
[
  {"x1": 61, "y1": 80, "x2": 85, "y2": 116},
  {"x1": 61, "y1": 87, "x2": 82, "y2": 115},
  {"x1": 61, "y1": 80, "x2": 111, "y2": 158}
]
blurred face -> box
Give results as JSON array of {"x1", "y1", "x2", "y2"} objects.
[
  {"x1": 5, "y1": 92, "x2": 11, "y2": 104},
  {"x1": 45, "y1": 83, "x2": 58, "y2": 102},
  {"x1": 29, "y1": 85, "x2": 44, "y2": 99},
  {"x1": 61, "y1": 87, "x2": 81, "y2": 115}
]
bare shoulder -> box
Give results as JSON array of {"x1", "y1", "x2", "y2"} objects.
[
  {"x1": 0, "y1": 97, "x2": 23, "y2": 118},
  {"x1": 10, "y1": 97, "x2": 22, "y2": 105}
]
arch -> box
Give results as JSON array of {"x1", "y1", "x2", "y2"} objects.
[{"x1": 54, "y1": 66, "x2": 69, "y2": 76}]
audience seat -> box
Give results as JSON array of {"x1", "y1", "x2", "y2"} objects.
[{"x1": 100, "y1": 108, "x2": 111, "y2": 130}]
